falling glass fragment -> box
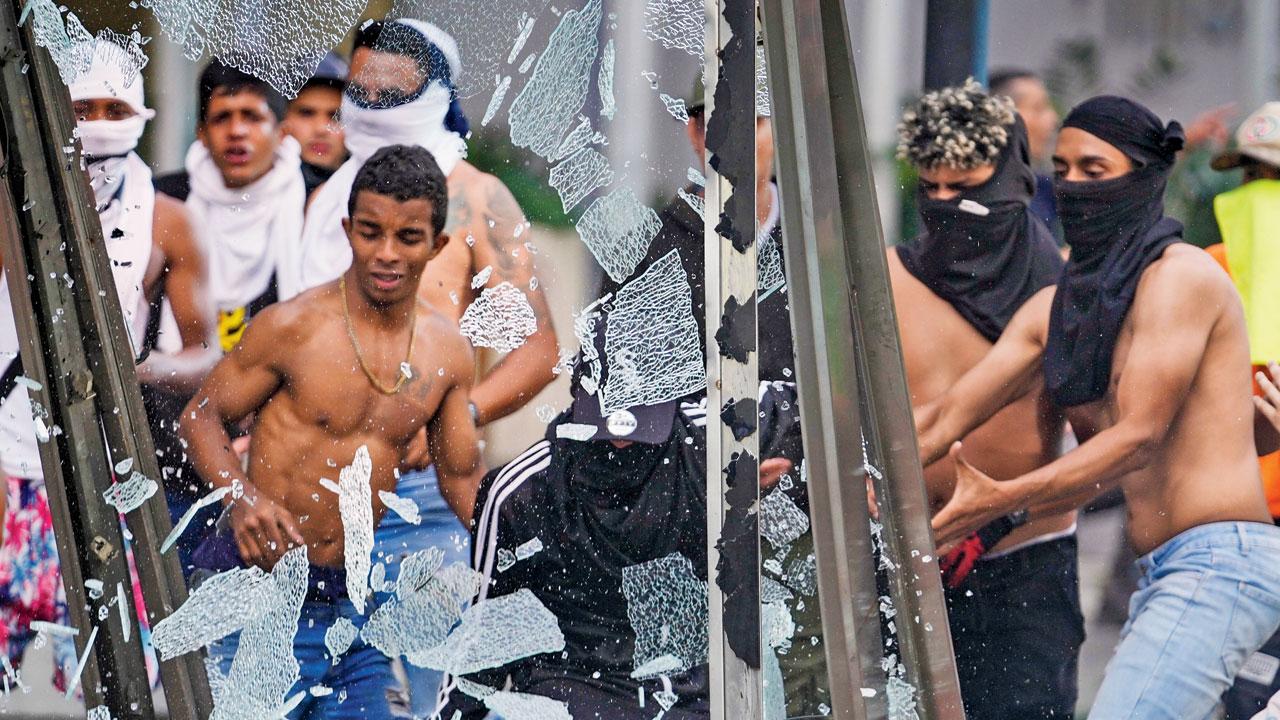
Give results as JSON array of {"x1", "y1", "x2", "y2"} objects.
[
  {"x1": 102, "y1": 470, "x2": 159, "y2": 513},
  {"x1": 659, "y1": 93, "x2": 690, "y2": 123},
  {"x1": 319, "y1": 446, "x2": 374, "y2": 615},
  {"x1": 162, "y1": 486, "x2": 231, "y2": 554},
  {"x1": 324, "y1": 618, "x2": 358, "y2": 664},
  {"x1": 643, "y1": 0, "x2": 704, "y2": 56},
  {"x1": 152, "y1": 565, "x2": 277, "y2": 659},
  {"x1": 459, "y1": 282, "x2": 539, "y2": 353},
  {"x1": 482, "y1": 75, "x2": 513, "y2": 127},
  {"x1": 411, "y1": 588, "x2": 565, "y2": 675},
  {"x1": 555, "y1": 423, "x2": 597, "y2": 441},
  {"x1": 378, "y1": 490, "x2": 421, "y2": 526},
  {"x1": 760, "y1": 488, "x2": 810, "y2": 550},
  {"x1": 484, "y1": 690, "x2": 573, "y2": 720},
  {"x1": 598, "y1": 38, "x2": 616, "y2": 119}
]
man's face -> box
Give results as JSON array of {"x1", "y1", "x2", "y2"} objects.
[
  {"x1": 284, "y1": 85, "x2": 346, "y2": 170},
  {"x1": 1052, "y1": 127, "x2": 1134, "y2": 182},
  {"x1": 342, "y1": 190, "x2": 448, "y2": 306},
  {"x1": 918, "y1": 163, "x2": 997, "y2": 201},
  {"x1": 1003, "y1": 77, "x2": 1059, "y2": 164},
  {"x1": 197, "y1": 89, "x2": 283, "y2": 188},
  {"x1": 346, "y1": 48, "x2": 427, "y2": 108},
  {"x1": 72, "y1": 98, "x2": 137, "y2": 123}
]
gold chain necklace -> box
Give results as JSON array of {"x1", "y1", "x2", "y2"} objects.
[{"x1": 340, "y1": 275, "x2": 417, "y2": 395}]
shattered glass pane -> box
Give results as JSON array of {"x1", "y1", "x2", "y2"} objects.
[
  {"x1": 621, "y1": 553, "x2": 708, "y2": 678},
  {"x1": 378, "y1": 489, "x2": 422, "y2": 526},
  {"x1": 20, "y1": 0, "x2": 92, "y2": 85},
  {"x1": 484, "y1": 690, "x2": 573, "y2": 720},
  {"x1": 319, "y1": 446, "x2": 374, "y2": 615},
  {"x1": 784, "y1": 553, "x2": 817, "y2": 597},
  {"x1": 324, "y1": 617, "x2": 357, "y2": 663},
  {"x1": 553, "y1": 117, "x2": 607, "y2": 163},
  {"x1": 548, "y1": 147, "x2": 614, "y2": 213},
  {"x1": 212, "y1": 547, "x2": 309, "y2": 720},
  {"x1": 140, "y1": 0, "x2": 365, "y2": 97},
  {"x1": 411, "y1": 588, "x2": 565, "y2": 675},
  {"x1": 760, "y1": 487, "x2": 810, "y2": 550},
  {"x1": 152, "y1": 565, "x2": 277, "y2": 660},
  {"x1": 459, "y1": 282, "x2": 539, "y2": 353},
  {"x1": 756, "y1": 45, "x2": 772, "y2": 117},
  {"x1": 576, "y1": 187, "x2": 662, "y2": 284},
  {"x1": 602, "y1": 250, "x2": 706, "y2": 414},
  {"x1": 643, "y1": 0, "x2": 705, "y2": 56},
  {"x1": 508, "y1": 0, "x2": 602, "y2": 158},
  {"x1": 102, "y1": 470, "x2": 159, "y2": 514}
]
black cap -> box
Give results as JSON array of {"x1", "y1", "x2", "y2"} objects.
[{"x1": 560, "y1": 314, "x2": 678, "y2": 444}]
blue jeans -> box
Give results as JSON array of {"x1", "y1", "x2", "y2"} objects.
[
  {"x1": 209, "y1": 596, "x2": 402, "y2": 720},
  {"x1": 1090, "y1": 521, "x2": 1280, "y2": 719},
  {"x1": 371, "y1": 466, "x2": 471, "y2": 717}
]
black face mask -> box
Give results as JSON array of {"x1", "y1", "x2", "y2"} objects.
[
  {"x1": 1044, "y1": 164, "x2": 1183, "y2": 407},
  {"x1": 898, "y1": 119, "x2": 1064, "y2": 342}
]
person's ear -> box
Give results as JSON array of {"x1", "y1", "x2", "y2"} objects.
[
  {"x1": 430, "y1": 231, "x2": 451, "y2": 258},
  {"x1": 341, "y1": 216, "x2": 353, "y2": 239},
  {"x1": 196, "y1": 124, "x2": 209, "y2": 147}
]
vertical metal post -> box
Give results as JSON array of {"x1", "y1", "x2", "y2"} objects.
[
  {"x1": 704, "y1": 0, "x2": 760, "y2": 716},
  {"x1": 0, "y1": 3, "x2": 212, "y2": 717},
  {"x1": 923, "y1": 0, "x2": 976, "y2": 90},
  {"x1": 762, "y1": 0, "x2": 966, "y2": 718}
]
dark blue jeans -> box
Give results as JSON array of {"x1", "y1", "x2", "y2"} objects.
[{"x1": 945, "y1": 535, "x2": 1085, "y2": 720}]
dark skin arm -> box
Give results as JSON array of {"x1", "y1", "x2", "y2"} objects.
[
  {"x1": 465, "y1": 177, "x2": 558, "y2": 425},
  {"x1": 933, "y1": 258, "x2": 1220, "y2": 545},
  {"x1": 427, "y1": 361, "x2": 486, "y2": 526},
  {"x1": 137, "y1": 196, "x2": 220, "y2": 394},
  {"x1": 179, "y1": 304, "x2": 304, "y2": 570}
]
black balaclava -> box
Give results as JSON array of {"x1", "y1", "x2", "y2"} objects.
[
  {"x1": 1044, "y1": 96, "x2": 1186, "y2": 407},
  {"x1": 898, "y1": 117, "x2": 1064, "y2": 342}
]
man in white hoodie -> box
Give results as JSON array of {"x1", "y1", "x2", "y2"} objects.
[
  {"x1": 0, "y1": 36, "x2": 216, "y2": 689},
  {"x1": 292, "y1": 20, "x2": 558, "y2": 715}
]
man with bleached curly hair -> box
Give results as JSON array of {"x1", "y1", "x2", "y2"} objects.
[{"x1": 887, "y1": 79, "x2": 1076, "y2": 719}]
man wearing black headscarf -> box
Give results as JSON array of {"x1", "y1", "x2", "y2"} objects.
[
  {"x1": 916, "y1": 95, "x2": 1280, "y2": 718},
  {"x1": 892, "y1": 80, "x2": 1075, "y2": 719}
]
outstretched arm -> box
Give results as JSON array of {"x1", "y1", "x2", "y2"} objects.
[
  {"x1": 917, "y1": 288, "x2": 1053, "y2": 466},
  {"x1": 180, "y1": 304, "x2": 303, "y2": 568},
  {"x1": 428, "y1": 358, "x2": 486, "y2": 527},
  {"x1": 138, "y1": 196, "x2": 220, "y2": 394},
  {"x1": 932, "y1": 256, "x2": 1221, "y2": 545},
  {"x1": 465, "y1": 178, "x2": 558, "y2": 425}
]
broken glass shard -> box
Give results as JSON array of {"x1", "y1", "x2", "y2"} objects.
[
  {"x1": 102, "y1": 470, "x2": 159, "y2": 513},
  {"x1": 506, "y1": 13, "x2": 537, "y2": 64},
  {"x1": 319, "y1": 446, "x2": 374, "y2": 615},
  {"x1": 555, "y1": 423, "x2": 597, "y2": 441},
  {"x1": 549, "y1": 147, "x2": 613, "y2": 212},
  {"x1": 459, "y1": 282, "x2": 539, "y2": 353},
  {"x1": 760, "y1": 488, "x2": 809, "y2": 550},
  {"x1": 758, "y1": 232, "x2": 786, "y2": 300},
  {"x1": 677, "y1": 188, "x2": 705, "y2": 222},
  {"x1": 598, "y1": 38, "x2": 616, "y2": 119},
  {"x1": 508, "y1": 0, "x2": 602, "y2": 158},
  {"x1": 324, "y1": 617, "x2": 357, "y2": 663},
  {"x1": 784, "y1": 553, "x2": 817, "y2": 597},
  {"x1": 482, "y1": 75, "x2": 513, "y2": 127},
  {"x1": 576, "y1": 187, "x2": 662, "y2": 284},
  {"x1": 411, "y1": 588, "x2": 565, "y2": 675},
  {"x1": 643, "y1": 0, "x2": 704, "y2": 56},
  {"x1": 621, "y1": 553, "x2": 708, "y2": 679},
  {"x1": 378, "y1": 490, "x2": 421, "y2": 526},
  {"x1": 361, "y1": 556, "x2": 478, "y2": 665},
  {"x1": 659, "y1": 93, "x2": 690, "y2": 123},
  {"x1": 211, "y1": 547, "x2": 309, "y2": 720},
  {"x1": 496, "y1": 548, "x2": 517, "y2": 573},
  {"x1": 471, "y1": 265, "x2": 494, "y2": 289},
  {"x1": 152, "y1": 565, "x2": 277, "y2": 659},
  {"x1": 162, "y1": 486, "x2": 231, "y2": 554},
  {"x1": 515, "y1": 537, "x2": 543, "y2": 561},
  {"x1": 602, "y1": 250, "x2": 706, "y2": 413}
]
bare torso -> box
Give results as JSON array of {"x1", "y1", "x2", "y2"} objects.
[
  {"x1": 1052, "y1": 245, "x2": 1268, "y2": 554},
  {"x1": 889, "y1": 251, "x2": 1072, "y2": 551},
  {"x1": 245, "y1": 285, "x2": 471, "y2": 567}
]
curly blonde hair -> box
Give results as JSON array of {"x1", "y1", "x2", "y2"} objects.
[{"x1": 896, "y1": 78, "x2": 1016, "y2": 170}]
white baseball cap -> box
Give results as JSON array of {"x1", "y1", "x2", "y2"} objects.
[{"x1": 1212, "y1": 101, "x2": 1280, "y2": 171}]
